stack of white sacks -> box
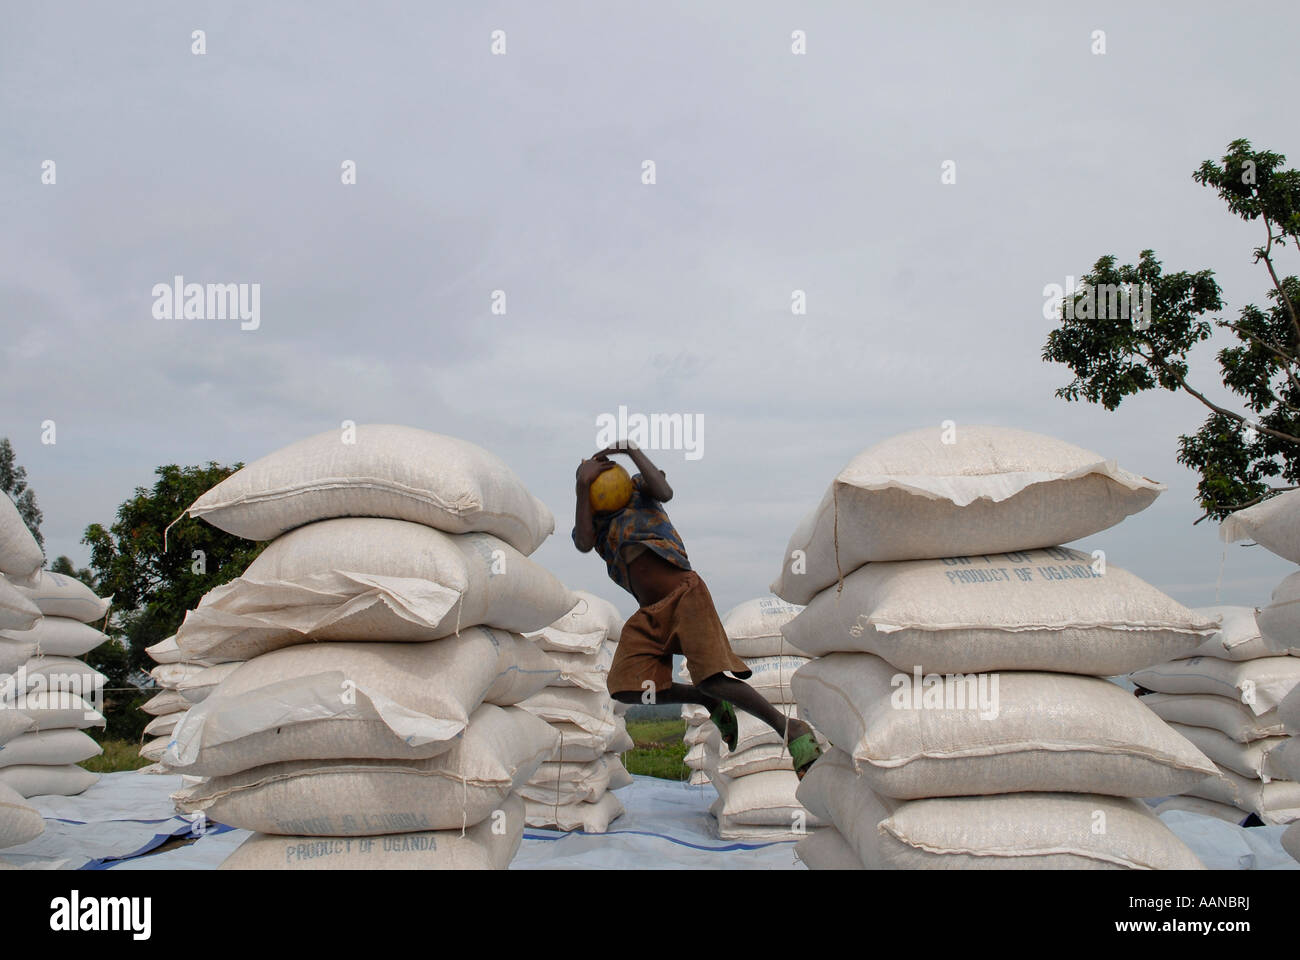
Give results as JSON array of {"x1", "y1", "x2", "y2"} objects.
[
  {"x1": 160, "y1": 425, "x2": 578, "y2": 869},
  {"x1": 686, "y1": 597, "x2": 828, "y2": 841},
  {"x1": 0, "y1": 499, "x2": 108, "y2": 801},
  {"x1": 681, "y1": 670, "x2": 711, "y2": 786},
  {"x1": 1, "y1": 571, "x2": 109, "y2": 798},
  {"x1": 516, "y1": 590, "x2": 633, "y2": 833},
  {"x1": 1284, "y1": 684, "x2": 1300, "y2": 862},
  {"x1": 775, "y1": 426, "x2": 1222, "y2": 869},
  {"x1": 1136, "y1": 607, "x2": 1300, "y2": 828},
  {"x1": 1223, "y1": 492, "x2": 1300, "y2": 865},
  {"x1": 0, "y1": 496, "x2": 49, "y2": 854},
  {"x1": 137, "y1": 635, "x2": 241, "y2": 777},
  {"x1": 1141, "y1": 490, "x2": 1300, "y2": 861}
]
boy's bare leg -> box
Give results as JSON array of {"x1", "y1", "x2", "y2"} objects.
[
  {"x1": 611, "y1": 683, "x2": 719, "y2": 710},
  {"x1": 696, "y1": 673, "x2": 814, "y2": 744},
  {"x1": 611, "y1": 678, "x2": 815, "y2": 746}
]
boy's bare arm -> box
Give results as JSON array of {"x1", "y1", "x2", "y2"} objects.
[
  {"x1": 572, "y1": 457, "x2": 614, "y2": 551},
  {"x1": 599, "y1": 441, "x2": 673, "y2": 502}
]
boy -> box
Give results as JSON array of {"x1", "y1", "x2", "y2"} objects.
[{"x1": 572, "y1": 440, "x2": 821, "y2": 778}]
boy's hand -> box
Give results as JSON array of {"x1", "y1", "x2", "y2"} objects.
[
  {"x1": 595, "y1": 439, "x2": 639, "y2": 457},
  {"x1": 576, "y1": 456, "x2": 616, "y2": 488}
]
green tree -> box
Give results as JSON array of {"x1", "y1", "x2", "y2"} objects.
[
  {"x1": 0, "y1": 437, "x2": 44, "y2": 550},
  {"x1": 1043, "y1": 139, "x2": 1300, "y2": 521},
  {"x1": 81, "y1": 463, "x2": 265, "y2": 742},
  {"x1": 48, "y1": 555, "x2": 96, "y2": 589}
]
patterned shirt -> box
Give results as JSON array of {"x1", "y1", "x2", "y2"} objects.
[{"x1": 574, "y1": 473, "x2": 691, "y2": 595}]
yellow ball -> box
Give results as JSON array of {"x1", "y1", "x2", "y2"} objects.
[{"x1": 589, "y1": 463, "x2": 634, "y2": 513}]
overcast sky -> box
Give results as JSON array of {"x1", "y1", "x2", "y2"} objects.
[{"x1": 3, "y1": 1, "x2": 1297, "y2": 622}]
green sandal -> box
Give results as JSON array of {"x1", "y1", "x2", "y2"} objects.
[
  {"x1": 789, "y1": 733, "x2": 822, "y2": 781},
  {"x1": 710, "y1": 701, "x2": 739, "y2": 752}
]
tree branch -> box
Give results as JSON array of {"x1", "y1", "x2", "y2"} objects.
[
  {"x1": 1134, "y1": 347, "x2": 1300, "y2": 444},
  {"x1": 1193, "y1": 486, "x2": 1300, "y2": 524},
  {"x1": 1220, "y1": 321, "x2": 1300, "y2": 410},
  {"x1": 1256, "y1": 209, "x2": 1300, "y2": 345},
  {"x1": 1222, "y1": 320, "x2": 1298, "y2": 367}
]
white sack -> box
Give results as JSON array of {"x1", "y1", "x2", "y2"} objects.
[
  {"x1": 167, "y1": 629, "x2": 535, "y2": 776},
  {"x1": 519, "y1": 754, "x2": 629, "y2": 805},
  {"x1": 792, "y1": 653, "x2": 1216, "y2": 799},
  {"x1": 8, "y1": 692, "x2": 104, "y2": 732},
  {"x1": 175, "y1": 519, "x2": 576, "y2": 662},
  {"x1": 480, "y1": 633, "x2": 562, "y2": 705},
  {"x1": 1283, "y1": 683, "x2": 1300, "y2": 734},
  {"x1": 0, "y1": 781, "x2": 44, "y2": 848},
  {"x1": 1257, "y1": 572, "x2": 1300, "y2": 656},
  {"x1": 1220, "y1": 488, "x2": 1300, "y2": 563},
  {"x1": 22, "y1": 657, "x2": 105, "y2": 694},
  {"x1": 1, "y1": 618, "x2": 105, "y2": 659},
  {"x1": 1269, "y1": 737, "x2": 1300, "y2": 782},
  {"x1": 1131, "y1": 655, "x2": 1300, "y2": 716},
  {"x1": 1183, "y1": 763, "x2": 1300, "y2": 824},
  {"x1": 16, "y1": 571, "x2": 109, "y2": 624},
  {"x1": 221, "y1": 793, "x2": 525, "y2": 870},
  {"x1": 1152, "y1": 796, "x2": 1247, "y2": 824},
  {"x1": 143, "y1": 712, "x2": 184, "y2": 739},
  {"x1": 150, "y1": 662, "x2": 208, "y2": 690},
  {"x1": 681, "y1": 704, "x2": 708, "y2": 725},
  {"x1": 0, "y1": 497, "x2": 43, "y2": 581},
  {"x1": 141, "y1": 690, "x2": 189, "y2": 717},
  {"x1": 1283, "y1": 821, "x2": 1299, "y2": 863},
  {"x1": 798, "y1": 749, "x2": 1200, "y2": 869},
  {"x1": 548, "y1": 717, "x2": 631, "y2": 763},
  {"x1": 517, "y1": 687, "x2": 619, "y2": 739},
  {"x1": 176, "y1": 662, "x2": 243, "y2": 704},
  {"x1": 175, "y1": 705, "x2": 556, "y2": 835},
  {"x1": 524, "y1": 792, "x2": 625, "y2": 833},
  {"x1": 711, "y1": 768, "x2": 823, "y2": 830},
  {"x1": 795, "y1": 825, "x2": 864, "y2": 869},
  {"x1": 545, "y1": 639, "x2": 616, "y2": 692},
  {"x1": 783, "y1": 549, "x2": 1215, "y2": 675},
  {"x1": 0, "y1": 763, "x2": 99, "y2": 798},
  {"x1": 771, "y1": 426, "x2": 1163, "y2": 604},
  {"x1": 877, "y1": 793, "x2": 1203, "y2": 869},
  {"x1": 740, "y1": 656, "x2": 807, "y2": 704},
  {"x1": 0, "y1": 728, "x2": 101, "y2": 767},
  {"x1": 187, "y1": 425, "x2": 555, "y2": 554},
  {"x1": 1180, "y1": 605, "x2": 1283, "y2": 662},
  {"x1": 528, "y1": 591, "x2": 625, "y2": 655},
  {"x1": 0, "y1": 711, "x2": 36, "y2": 747},
  {"x1": 0, "y1": 638, "x2": 36, "y2": 676},
  {"x1": 1140, "y1": 693, "x2": 1286, "y2": 742},
  {"x1": 0, "y1": 578, "x2": 41, "y2": 633},
  {"x1": 144, "y1": 634, "x2": 237, "y2": 666},
  {"x1": 722, "y1": 597, "x2": 808, "y2": 658},
  {"x1": 1164, "y1": 722, "x2": 1287, "y2": 781}
]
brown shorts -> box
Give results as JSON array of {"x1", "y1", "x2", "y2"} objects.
[{"x1": 607, "y1": 571, "x2": 751, "y2": 698}]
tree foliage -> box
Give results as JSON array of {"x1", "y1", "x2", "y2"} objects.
[
  {"x1": 81, "y1": 463, "x2": 265, "y2": 741},
  {"x1": 1043, "y1": 140, "x2": 1300, "y2": 520},
  {"x1": 49, "y1": 555, "x2": 96, "y2": 588},
  {"x1": 0, "y1": 437, "x2": 44, "y2": 550}
]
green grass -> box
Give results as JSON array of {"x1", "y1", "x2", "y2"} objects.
[
  {"x1": 622, "y1": 718, "x2": 690, "y2": 781},
  {"x1": 81, "y1": 739, "x2": 153, "y2": 773},
  {"x1": 80, "y1": 722, "x2": 702, "y2": 781},
  {"x1": 625, "y1": 717, "x2": 687, "y2": 746}
]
